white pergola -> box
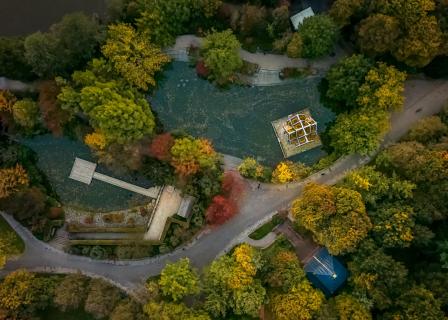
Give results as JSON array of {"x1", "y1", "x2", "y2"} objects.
[
  {"x1": 69, "y1": 157, "x2": 160, "y2": 198},
  {"x1": 283, "y1": 112, "x2": 318, "y2": 147},
  {"x1": 290, "y1": 7, "x2": 315, "y2": 30}
]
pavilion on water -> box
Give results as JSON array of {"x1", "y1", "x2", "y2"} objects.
[{"x1": 283, "y1": 112, "x2": 318, "y2": 147}]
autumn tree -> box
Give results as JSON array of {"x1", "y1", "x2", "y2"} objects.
[
  {"x1": 0, "y1": 231, "x2": 22, "y2": 269},
  {"x1": 357, "y1": 14, "x2": 400, "y2": 56},
  {"x1": 265, "y1": 250, "x2": 306, "y2": 292},
  {"x1": 24, "y1": 12, "x2": 101, "y2": 78},
  {"x1": 53, "y1": 273, "x2": 89, "y2": 311},
  {"x1": 148, "y1": 133, "x2": 175, "y2": 161},
  {"x1": 292, "y1": 183, "x2": 372, "y2": 255},
  {"x1": 333, "y1": 293, "x2": 372, "y2": 320},
  {"x1": 298, "y1": 15, "x2": 339, "y2": 58},
  {"x1": 201, "y1": 29, "x2": 243, "y2": 85},
  {"x1": 325, "y1": 54, "x2": 373, "y2": 110},
  {"x1": 221, "y1": 170, "x2": 246, "y2": 204},
  {"x1": 404, "y1": 115, "x2": 448, "y2": 144},
  {"x1": 238, "y1": 157, "x2": 271, "y2": 181},
  {"x1": 144, "y1": 301, "x2": 210, "y2": 320},
  {"x1": 37, "y1": 81, "x2": 71, "y2": 136},
  {"x1": 270, "y1": 281, "x2": 324, "y2": 320},
  {"x1": 203, "y1": 244, "x2": 265, "y2": 318},
  {"x1": 84, "y1": 132, "x2": 107, "y2": 151},
  {"x1": 0, "y1": 270, "x2": 36, "y2": 313},
  {"x1": 102, "y1": 23, "x2": 170, "y2": 91},
  {"x1": 0, "y1": 90, "x2": 16, "y2": 113},
  {"x1": 371, "y1": 205, "x2": 415, "y2": 248},
  {"x1": 159, "y1": 258, "x2": 200, "y2": 301},
  {"x1": 170, "y1": 136, "x2": 219, "y2": 177},
  {"x1": 329, "y1": 0, "x2": 366, "y2": 27},
  {"x1": 0, "y1": 165, "x2": 29, "y2": 199},
  {"x1": 357, "y1": 63, "x2": 406, "y2": 112},
  {"x1": 12, "y1": 99, "x2": 40, "y2": 128},
  {"x1": 110, "y1": 299, "x2": 145, "y2": 320},
  {"x1": 329, "y1": 107, "x2": 390, "y2": 155},
  {"x1": 84, "y1": 279, "x2": 122, "y2": 319},
  {"x1": 206, "y1": 195, "x2": 237, "y2": 226},
  {"x1": 271, "y1": 161, "x2": 311, "y2": 183},
  {"x1": 286, "y1": 33, "x2": 302, "y2": 58},
  {"x1": 239, "y1": 4, "x2": 267, "y2": 36}
]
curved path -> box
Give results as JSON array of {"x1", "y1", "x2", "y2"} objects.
[{"x1": 2, "y1": 77, "x2": 448, "y2": 294}]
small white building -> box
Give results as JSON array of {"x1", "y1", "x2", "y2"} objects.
[{"x1": 290, "y1": 7, "x2": 315, "y2": 30}]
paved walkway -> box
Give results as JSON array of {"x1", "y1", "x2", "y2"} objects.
[
  {"x1": 245, "y1": 232, "x2": 278, "y2": 249},
  {"x1": 276, "y1": 221, "x2": 319, "y2": 264},
  {"x1": 167, "y1": 35, "x2": 345, "y2": 86},
  {"x1": 2, "y1": 77, "x2": 448, "y2": 293}
]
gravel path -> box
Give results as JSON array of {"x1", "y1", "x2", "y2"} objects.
[{"x1": 2, "y1": 76, "x2": 448, "y2": 293}]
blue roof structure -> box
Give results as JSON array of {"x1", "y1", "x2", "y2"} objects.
[{"x1": 304, "y1": 248, "x2": 348, "y2": 296}]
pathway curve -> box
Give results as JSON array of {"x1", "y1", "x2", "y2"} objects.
[{"x1": 2, "y1": 79, "x2": 448, "y2": 294}]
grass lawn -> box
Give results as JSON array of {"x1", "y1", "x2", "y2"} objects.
[
  {"x1": 0, "y1": 215, "x2": 24, "y2": 254},
  {"x1": 249, "y1": 214, "x2": 285, "y2": 240},
  {"x1": 37, "y1": 307, "x2": 95, "y2": 320}
]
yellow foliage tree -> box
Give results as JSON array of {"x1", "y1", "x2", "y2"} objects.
[
  {"x1": 0, "y1": 90, "x2": 16, "y2": 113},
  {"x1": 334, "y1": 293, "x2": 372, "y2": 320},
  {"x1": 270, "y1": 281, "x2": 324, "y2": 320},
  {"x1": 228, "y1": 244, "x2": 260, "y2": 289},
  {"x1": 271, "y1": 161, "x2": 311, "y2": 184},
  {"x1": 84, "y1": 131, "x2": 107, "y2": 150},
  {"x1": 0, "y1": 165, "x2": 29, "y2": 199},
  {"x1": 0, "y1": 269, "x2": 35, "y2": 311}
]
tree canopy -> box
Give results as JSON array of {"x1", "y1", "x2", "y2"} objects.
[
  {"x1": 158, "y1": 258, "x2": 200, "y2": 301},
  {"x1": 298, "y1": 15, "x2": 339, "y2": 58}
]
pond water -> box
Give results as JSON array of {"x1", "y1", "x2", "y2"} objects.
[
  {"x1": 0, "y1": 0, "x2": 107, "y2": 36},
  {"x1": 22, "y1": 135, "x2": 151, "y2": 212},
  {"x1": 151, "y1": 62, "x2": 335, "y2": 166}
]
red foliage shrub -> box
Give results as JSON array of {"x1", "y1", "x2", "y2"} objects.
[
  {"x1": 48, "y1": 207, "x2": 63, "y2": 219},
  {"x1": 38, "y1": 80, "x2": 71, "y2": 136},
  {"x1": 196, "y1": 60, "x2": 210, "y2": 78},
  {"x1": 206, "y1": 195, "x2": 237, "y2": 226},
  {"x1": 222, "y1": 170, "x2": 246, "y2": 204},
  {"x1": 148, "y1": 133, "x2": 174, "y2": 161}
]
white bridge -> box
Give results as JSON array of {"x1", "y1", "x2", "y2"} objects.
[{"x1": 69, "y1": 157, "x2": 161, "y2": 198}]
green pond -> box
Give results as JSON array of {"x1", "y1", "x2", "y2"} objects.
[
  {"x1": 23, "y1": 135, "x2": 151, "y2": 211},
  {"x1": 151, "y1": 62, "x2": 335, "y2": 166}
]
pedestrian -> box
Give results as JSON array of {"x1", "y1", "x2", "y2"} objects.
[{"x1": 257, "y1": 183, "x2": 261, "y2": 189}]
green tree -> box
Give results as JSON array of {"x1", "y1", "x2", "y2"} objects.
[
  {"x1": 84, "y1": 279, "x2": 122, "y2": 319},
  {"x1": 238, "y1": 157, "x2": 271, "y2": 182},
  {"x1": 357, "y1": 63, "x2": 406, "y2": 112},
  {"x1": 12, "y1": 99, "x2": 40, "y2": 128},
  {"x1": 348, "y1": 240, "x2": 408, "y2": 309},
  {"x1": 201, "y1": 29, "x2": 243, "y2": 85},
  {"x1": 292, "y1": 183, "x2": 372, "y2": 255},
  {"x1": 329, "y1": 0, "x2": 366, "y2": 27},
  {"x1": 158, "y1": 258, "x2": 200, "y2": 301},
  {"x1": 325, "y1": 54, "x2": 373, "y2": 109},
  {"x1": 405, "y1": 115, "x2": 448, "y2": 144},
  {"x1": 299, "y1": 15, "x2": 339, "y2": 58},
  {"x1": 0, "y1": 37, "x2": 34, "y2": 81},
  {"x1": 110, "y1": 299, "x2": 145, "y2": 320},
  {"x1": 0, "y1": 231, "x2": 22, "y2": 269},
  {"x1": 286, "y1": 33, "x2": 303, "y2": 58},
  {"x1": 24, "y1": 12, "x2": 101, "y2": 78},
  {"x1": 357, "y1": 14, "x2": 401, "y2": 56},
  {"x1": 270, "y1": 281, "x2": 324, "y2": 320},
  {"x1": 265, "y1": 250, "x2": 306, "y2": 292},
  {"x1": 342, "y1": 165, "x2": 415, "y2": 208},
  {"x1": 53, "y1": 273, "x2": 88, "y2": 312},
  {"x1": 102, "y1": 23, "x2": 170, "y2": 90},
  {"x1": 384, "y1": 286, "x2": 445, "y2": 320},
  {"x1": 329, "y1": 107, "x2": 390, "y2": 155},
  {"x1": 136, "y1": 0, "x2": 221, "y2": 47},
  {"x1": 57, "y1": 59, "x2": 156, "y2": 144},
  {"x1": 144, "y1": 301, "x2": 210, "y2": 320}
]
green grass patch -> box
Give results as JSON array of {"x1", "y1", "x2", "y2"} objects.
[
  {"x1": 249, "y1": 214, "x2": 285, "y2": 240},
  {"x1": 0, "y1": 215, "x2": 24, "y2": 254}
]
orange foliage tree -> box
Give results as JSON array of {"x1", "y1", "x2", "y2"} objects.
[
  {"x1": 221, "y1": 170, "x2": 246, "y2": 204},
  {"x1": 0, "y1": 165, "x2": 29, "y2": 199},
  {"x1": 148, "y1": 133, "x2": 175, "y2": 161},
  {"x1": 0, "y1": 90, "x2": 16, "y2": 113},
  {"x1": 37, "y1": 81, "x2": 71, "y2": 136}
]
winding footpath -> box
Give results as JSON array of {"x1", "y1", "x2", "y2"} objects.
[{"x1": 1, "y1": 57, "x2": 448, "y2": 296}]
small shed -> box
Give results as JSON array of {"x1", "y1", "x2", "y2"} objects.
[
  {"x1": 304, "y1": 248, "x2": 348, "y2": 296},
  {"x1": 290, "y1": 7, "x2": 315, "y2": 30},
  {"x1": 177, "y1": 195, "x2": 196, "y2": 219}
]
